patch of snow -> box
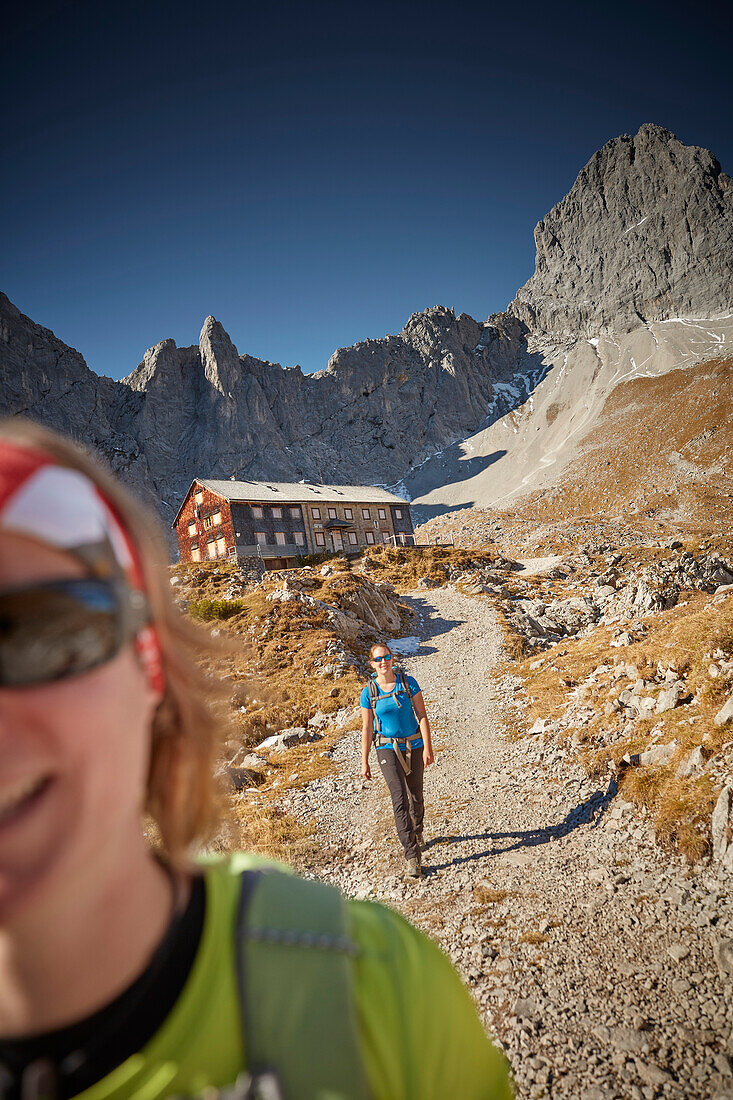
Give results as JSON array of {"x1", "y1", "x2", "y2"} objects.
[
  {"x1": 588, "y1": 337, "x2": 599, "y2": 347},
  {"x1": 622, "y1": 215, "x2": 649, "y2": 236},
  {"x1": 390, "y1": 636, "x2": 421, "y2": 655}
]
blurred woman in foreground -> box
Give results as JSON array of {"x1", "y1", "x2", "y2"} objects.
[{"x1": 0, "y1": 420, "x2": 512, "y2": 1100}]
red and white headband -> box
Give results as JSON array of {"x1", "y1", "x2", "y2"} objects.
[{"x1": 0, "y1": 440, "x2": 165, "y2": 694}]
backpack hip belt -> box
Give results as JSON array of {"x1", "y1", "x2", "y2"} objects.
[{"x1": 374, "y1": 730, "x2": 422, "y2": 775}]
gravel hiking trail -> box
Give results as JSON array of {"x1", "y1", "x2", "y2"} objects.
[{"x1": 287, "y1": 587, "x2": 733, "y2": 1100}]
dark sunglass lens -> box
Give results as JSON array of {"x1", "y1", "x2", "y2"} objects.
[{"x1": 0, "y1": 580, "x2": 121, "y2": 687}]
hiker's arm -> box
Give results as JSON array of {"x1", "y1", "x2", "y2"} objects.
[
  {"x1": 412, "y1": 691, "x2": 434, "y2": 766},
  {"x1": 361, "y1": 707, "x2": 374, "y2": 779}
]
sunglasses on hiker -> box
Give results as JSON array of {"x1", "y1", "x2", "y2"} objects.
[
  {"x1": 372, "y1": 654, "x2": 392, "y2": 662},
  {"x1": 0, "y1": 577, "x2": 151, "y2": 688}
]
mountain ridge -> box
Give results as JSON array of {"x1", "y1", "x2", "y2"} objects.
[{"x1": 2, "y1": 122, "x2": 732, "y2": 522}]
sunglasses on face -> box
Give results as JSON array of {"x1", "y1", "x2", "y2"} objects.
[
  {"x1": 0, "y1": 577, "x2": 151, "y2": 688},
  {"x1": 372, "y1": 654, "x2": 392, "y2": 662}
]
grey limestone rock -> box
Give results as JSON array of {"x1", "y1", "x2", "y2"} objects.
[
  {"x1": 656, "y1": 679, "x2": 686, "y2": 713},
  {"x1": 639, "y1": 741, "x2": 678, "y2": 767},
  {"x1": 509, "y1": 123, "x2": 733, "y2": 337},
  {"x1": 715, "y1": 697, "x2": 733, "y2": 727},
  {"x1": 2, "y1": 124, "x2": 732, "y2": 533},
  {"x1": 712, "y1": 786, "x2": 733, "y2": 871},
  {"x1": 0, "y1": 295, "x2": 511, "y2": 525}
]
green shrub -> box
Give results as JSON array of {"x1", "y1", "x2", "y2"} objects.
[{"x1": 189, "y1": 598, "x2": 244, "y2": 622}]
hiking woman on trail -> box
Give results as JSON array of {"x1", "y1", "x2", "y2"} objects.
[
  {"x1": 360, "y1": 643, "x2": 434, "y2": 879},
  {"x1": 0, "y1": 421, "x2": 511, "y2": 1100}
]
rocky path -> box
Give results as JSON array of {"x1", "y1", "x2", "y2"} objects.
[{"x1": 286, "y1": 587, "x2": 733, "y2": 1100}]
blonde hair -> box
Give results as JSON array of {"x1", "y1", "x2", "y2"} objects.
[
  {"x1": 0, "y1": 419, "x2": 225, "y2": 860},
  {"x1": 369, "y1": 642, "x2": 393, "y2": 659}
]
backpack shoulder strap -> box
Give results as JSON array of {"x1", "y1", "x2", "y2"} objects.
[
  {"x1": 396, "y1": 670, "x2": 414, "y2": 698},
  {"x1": 235, "y1": 869, "x2": 371, "y2": 1100},
  {"x1": 367, "y1": 676, "x2": 380, "y2": 733}
]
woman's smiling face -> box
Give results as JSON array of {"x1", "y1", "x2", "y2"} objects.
[
  {"x1": 371, "y1": 648, "x2": 393, "y2": 671},
  {"x1": 0, "y1": 533, "x2": 159, "y2": 920}
]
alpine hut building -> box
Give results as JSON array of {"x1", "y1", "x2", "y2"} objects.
[{"x1": 173, "y1": 479, "x2": 415, "y2": 570}]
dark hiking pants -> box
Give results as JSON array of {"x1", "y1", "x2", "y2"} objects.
[{"x1": 377, "y1": 745, "x2": 424, "y2": 860}]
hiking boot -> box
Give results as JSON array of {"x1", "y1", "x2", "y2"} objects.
[{"x1": 406, "y1": 856, "x2": 423, "y2": 879}]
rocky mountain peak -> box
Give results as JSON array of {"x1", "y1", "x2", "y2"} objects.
[
  {"x1": 198, "y1": 315, "x2": 242, "y2": 396},
  {"x1": 509, "y1": 123, "x2": 733, "y2": 337}
]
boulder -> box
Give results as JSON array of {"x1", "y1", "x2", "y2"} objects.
[
  {"x1": 226, "y1": 766, "x2": 266, "y2": 790},
  {"x1": 715, "y1": 697, "x2": 733, "y2": 727},
  {"x1": 675, "y1": 746, "x2": 706, "y2": 778},
  {"x1": 713, "y1": 937, "x2": 733, "y2": 978},
  {"x1": 639, "y1": 741, "x2": 678, "y2": 767},
  {"x1": 241, "y1": 753, "x2": 268, "y2": 769},
  {"x1": 255, "y1": 727, "x2": 309, "y2": 752},
  {"x1": 712, "y1": 786, "x2": 733, "y2": 871},
  {"x1": 279, "y1": 726, "x2": 309, "y2": 747},
  {"x1": 656, "y1": 680, "x2": 686, "y2": 713}
]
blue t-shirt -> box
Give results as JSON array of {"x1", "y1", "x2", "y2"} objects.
[{"x1": 360, "y1": 675, "x2": 423, "y2": 750}]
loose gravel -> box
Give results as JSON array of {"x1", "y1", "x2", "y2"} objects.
[{"x1": 283, "y1": 586, "x2": 733, "y2": 1100}]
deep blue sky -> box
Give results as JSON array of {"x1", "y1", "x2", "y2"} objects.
[{"x1": 1, "y1": 0, "x2": 730, "y2": 380}]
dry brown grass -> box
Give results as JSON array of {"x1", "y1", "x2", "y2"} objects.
[
  {"x1": 473, "y1": 885, "x2": 512, "y2": 905},
  {"x1": 360, "y1": 544, "x2": 499, "y2": 592},
  {"x1": 519, "y1": 931, "x2": 549, "y2": 945},
  {"x1": 512, "y1": 358, "x2": 733, "y2": 529}
]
